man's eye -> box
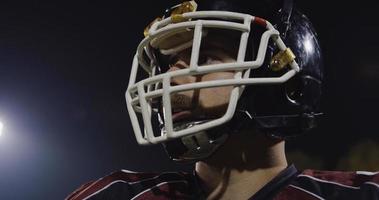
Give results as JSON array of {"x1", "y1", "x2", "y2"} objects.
[
  {"x1": 198, "y1": 54, "x2": 220, "y2": 65},
  {"x1": 168, "y1": 55, "x2": 179, "y2": 65},
  {"x1": 199, "y1": 54, "x2": 214, "y2": 65},
  {"x1": 158, "y1": 55, "x2": 178, "y2": 73},
  {"x1": 198, "y1": 55, "x2": 207, "y2": 65}
]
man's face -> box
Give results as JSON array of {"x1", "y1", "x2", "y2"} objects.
[{"x1": 164, "y1": 35, "x2": 238, "y2": 125}]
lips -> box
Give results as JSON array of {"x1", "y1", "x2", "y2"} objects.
[
  {"x1": 170, "y1": 93, "x2": 194, "y2": 123},
  {"x1": 172, "y1": 110, "x2": 192, "y2": 122}
]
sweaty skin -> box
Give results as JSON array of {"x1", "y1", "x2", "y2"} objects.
[{"x1": 196, "y1": 132, "x2": 287, "y2": 200}]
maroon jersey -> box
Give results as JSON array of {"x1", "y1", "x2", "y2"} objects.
[{"x1": 66, "y1": 165, "x2": 379, "y2": 200}]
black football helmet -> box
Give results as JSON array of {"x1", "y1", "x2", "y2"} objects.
[{"x1": 125, "y1": 0, "x2": 323, "y2": 162}]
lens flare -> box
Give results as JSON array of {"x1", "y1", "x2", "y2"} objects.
[{"x1": 0, "y1": 121, "x2": 3, "y2": 137}]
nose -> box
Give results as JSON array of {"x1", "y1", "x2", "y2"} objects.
[{"x1": 167, "y1": 60, "x2": 196, "y2": 85}]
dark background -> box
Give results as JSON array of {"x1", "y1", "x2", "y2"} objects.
[{"x1": 0, "y1": 1, "x2": 378, "y2": 199}]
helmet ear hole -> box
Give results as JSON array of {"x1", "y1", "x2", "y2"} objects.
[{"x1": 285, "y1": 75, "x2": 302, "y2": 105}]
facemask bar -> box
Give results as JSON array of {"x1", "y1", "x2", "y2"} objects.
[{"x1": 126, "y1": 11, "x2": 300, "y2": 145}]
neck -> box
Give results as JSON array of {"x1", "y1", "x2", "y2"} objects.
[{"x1": 195, "y1": 132, "x2": 288, "y2": 200}]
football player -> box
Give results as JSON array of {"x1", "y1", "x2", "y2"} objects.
[{"x1": 67, "y1": 0, "x2": 379, "y2": 199}]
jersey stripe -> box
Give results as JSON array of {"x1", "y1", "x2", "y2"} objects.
[
  {"x1": 69, "y1": 179, "x2": 103, "y2": 200},
  {"x1": 289, "y1": 185, "x2": 325, "y2": 200},
  {"x1": 131, "y1": 180, "x2": 188, "y2": 200},
  {"x1": 356, "y1": 171, "x2": 379, "y2": 176},
  {"x1": 82, "y1": 180, "x2": 129, "y2": 200},
  {"x1": 127, "y1": 172, "x2": 187, "y2": 184},
  {"x1": 365, "y1": 182, "x2": 379, "y2": 188},
  {"x1": 297, "y1": 174, "x2": 360, "y2": 189},
  {"x1": 67, "y1": 171, "x2": 192, "y2": 200}
]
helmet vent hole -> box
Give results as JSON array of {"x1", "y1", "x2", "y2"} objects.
[{"x1": 285, "y1": 76, "x2": 302, "y2": 105}]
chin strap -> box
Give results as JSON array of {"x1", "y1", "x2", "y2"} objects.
[
  {"x1": 162, "y1": 106, "x2": 322, "y2": 163},
  {"x1": 162, "y1": 110, "x2": 255, "y2": 163},
  {"x1": 163, "y1": 126, "x2": 228, "y2": 163},
  {"x1": 253, "y1": 112, "x2": 322, "y2": 139},
  {"x1": 232, "y1": 89, "x2": 323, "y2": 139}
]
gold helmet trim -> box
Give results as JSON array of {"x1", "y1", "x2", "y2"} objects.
[
  {"x1": 143, "y1": 1, "x2": 198, "y2": 37},
  {"x1": 270, "y1": 48, "x2": 296, "y2": 71}
]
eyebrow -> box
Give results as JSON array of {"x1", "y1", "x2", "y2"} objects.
[
  {"x1": 200, "y1": 38, "x2": 239, "y2": 58},
  {"x1": 171, "y1": 34, "x2": 240, "y2": 64}
]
